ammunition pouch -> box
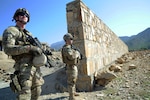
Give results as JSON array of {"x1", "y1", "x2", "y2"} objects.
[
  {"x1": 12, "y1": 54, "x2": 32, "y2": 61},
  {"x1": 10, "y1": 73, "x2": 21, "y2": 93}
]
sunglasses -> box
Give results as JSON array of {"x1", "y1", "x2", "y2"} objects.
[{"x1": 17, "y1": 12, "x2": 28, "y2": 17}]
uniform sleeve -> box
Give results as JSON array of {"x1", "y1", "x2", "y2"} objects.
[{"x1": 2, "y1": 28, "x2": 31, "y2": 56}]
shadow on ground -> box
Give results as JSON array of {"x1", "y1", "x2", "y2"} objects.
[
  {"x1": 41, "y1": 67, "x2": 67, "y2": 95},
  {"x1": 0, "y1": 86, "x2": 16, "y2": 100}
]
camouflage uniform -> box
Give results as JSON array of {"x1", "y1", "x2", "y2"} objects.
[
  {"x1": 2, "y1": 26, "x2": 44, "y2": 100},
  {"x1": 62, "y1": 43, "x2": 81, "y2": 100}
]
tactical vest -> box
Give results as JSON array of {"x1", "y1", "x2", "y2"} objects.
[{"x1": 61, "y1": 47, "x2": 78, "y2": 65}]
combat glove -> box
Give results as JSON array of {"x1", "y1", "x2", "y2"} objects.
[{"x1": 29, "y1": 45, "x2": 42, "y2": 56}]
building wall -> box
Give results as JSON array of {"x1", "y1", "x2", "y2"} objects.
[{"x1": 66, "y1": 0, "x2": 128, "y2": 91}]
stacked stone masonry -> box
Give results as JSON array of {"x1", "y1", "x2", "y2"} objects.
[{"x1": 66, "y1": 0, "x2": 128, "y2": 91}]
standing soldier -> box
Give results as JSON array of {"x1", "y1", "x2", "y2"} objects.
[
  {"x1": 2, "y1": 8, "x2": 45, "y2": 100},
  {"x1": 61, "y1": 33, "x2": 81, "y2": 100}
]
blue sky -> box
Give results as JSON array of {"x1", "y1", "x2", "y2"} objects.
[{"x1": 0, "y1": 0, "x2": 150, "y2": 45}]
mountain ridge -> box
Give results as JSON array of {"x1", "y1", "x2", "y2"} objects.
[
  {"x1": 120, "y1": 27, "x2": 150, "y2": 50},
  {"x1": 50, "y1": 40, "x2": 65, "y2": 50}
]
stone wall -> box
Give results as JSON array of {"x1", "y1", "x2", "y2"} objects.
[{"x1": 66, "y1": 0, "x2": 128, "y2": 91}]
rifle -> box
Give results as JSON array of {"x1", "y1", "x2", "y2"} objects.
[{"x1": 26, "y1": 35, "x2": 54, "y2": 67}]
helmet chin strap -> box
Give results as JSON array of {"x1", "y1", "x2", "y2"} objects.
[{"x1": 16, "y1": 20, "x2": 27, "y2": 24}]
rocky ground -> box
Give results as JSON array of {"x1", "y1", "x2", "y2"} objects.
[{"x1": 0, "y1": 50, "x2": 150, "y2": 100}]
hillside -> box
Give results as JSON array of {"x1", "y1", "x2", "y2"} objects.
[
  {"x1": 50, "y1": 40, "x2": 65, "y2": 50},
  {"x1": 120, "y1": 28, "x2": 150, "y2": 50}
]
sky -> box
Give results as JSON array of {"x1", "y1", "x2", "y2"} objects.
[{"x1": 0, "y1": 0, "x2": 150, "y2": 45}]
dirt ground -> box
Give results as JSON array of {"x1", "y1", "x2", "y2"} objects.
[{"x1": 0, "y1": 50, "x2": 150, "y2": 100}]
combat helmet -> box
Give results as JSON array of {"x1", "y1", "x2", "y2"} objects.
[
  {"x1": 12, "y1": 8, "x2": 30, "y2": 22},
  {"x1": 63, "y1": 33, "x2": 73, "y2": 41}
]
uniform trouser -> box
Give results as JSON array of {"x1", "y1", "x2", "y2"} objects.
[
  {"x1": 66, "y1": 65, "x2": 78, "y2": 100},
  {"x1": 13, "y1": 61, "x2": 44, "y2": 100}
]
